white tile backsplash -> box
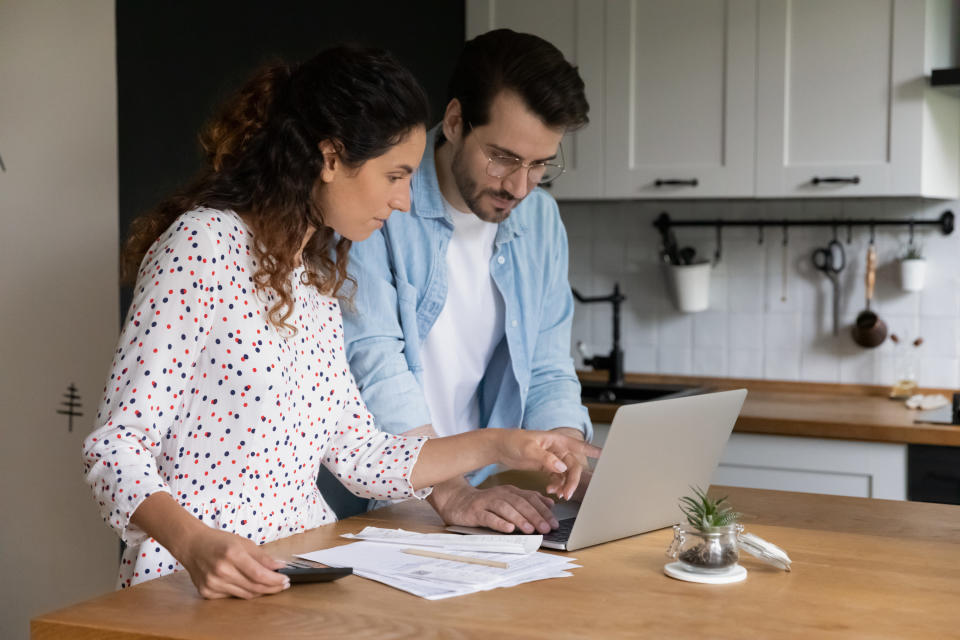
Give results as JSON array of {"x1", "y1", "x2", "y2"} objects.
[
  {"x1": 729, "y1": 349, "x2": 764, "y2": 377},
  {"x1": 657, "y1": 347, "x2": 692, "y2": 375},
  {"x1": 693, "y1": 347, "x2": 727, "y2": 376},
  {"x1": 764, "y1": 349, "x2": 801, "y2": 380},
  {"x1": 728, "y1": 312, "x2": 764, "y2": 349},
  {"x1": 562, "y1": 198, "x2": 960, "y2": 388},
  {"x1": 658, "y1": 313, "x2": 693, "y2": 347}
]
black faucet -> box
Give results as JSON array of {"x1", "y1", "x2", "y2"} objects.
[{"x1": 572, "y1": 283, "x2": 625, "y2": 388}]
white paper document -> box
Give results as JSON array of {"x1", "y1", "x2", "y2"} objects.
[
  {"x1": 297, "y1": 539, "x2": 579, "y2": 600},
  {"x1": 341, "y1": 526, "x2": 542, "y2": 554}
]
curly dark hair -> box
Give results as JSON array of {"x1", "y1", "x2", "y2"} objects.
[{"x1": 122, "y1": 45, "x2": 430, "y2": 330}]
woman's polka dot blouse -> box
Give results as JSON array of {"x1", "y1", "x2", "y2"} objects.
[{"x1": 83, "y1": 208, "x2": 429, "y2": 589}]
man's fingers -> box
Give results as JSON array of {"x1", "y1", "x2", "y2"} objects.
[
  {"x1": 504, "y1": 487, "x2": 558, "y2": 530},
  {"x1": 479, "y1": 509, "x2": 518, "y2": 534},
  {"x1": 496, "y1": 493, "x2": 553, "y2": 534},
  {"x1": 491, "y1": 498, "x2": 540, "y2": 534}
]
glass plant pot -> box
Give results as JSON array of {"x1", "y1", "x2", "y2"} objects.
[{"x1": 666, "y1": 524, "x2": 740, "y2": 572}]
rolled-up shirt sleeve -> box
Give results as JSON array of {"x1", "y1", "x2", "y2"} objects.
[
  {"x1": 342, "y1": 232, "x2": 431, "y2": 435},
  {"x1": 521, "y1": 209, "x2": 593, "y2": 442}
]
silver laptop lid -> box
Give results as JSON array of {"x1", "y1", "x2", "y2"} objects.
[{"x1": 565, "y1": 389, "x2": 746, "y2": 551}]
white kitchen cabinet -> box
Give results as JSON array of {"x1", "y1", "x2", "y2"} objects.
[
  {"x1": 592, "y1": 424, "x2": 906, "y2": 499},
  {"x1": 713, "y1": 433, "x2": 907, "y2": 500},
  {"x1": 469, "y1": 0, "x2": 959, "y2": 200},
  {"x1": 466, "y1": 0, "x2": 605, "y2": 200},
  {"x1": 603, "y1": 0, "x2": 757, "y2": 198},
  {"x1": 755, "y1": 0, "x2": 960, "y2": 198}
]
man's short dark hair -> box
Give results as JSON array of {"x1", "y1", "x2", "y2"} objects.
[{"x1": 448, "y1": 28, "x2": 589, "y2": 133}]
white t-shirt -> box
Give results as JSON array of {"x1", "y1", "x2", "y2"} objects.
[{"x1": 419, "y1": 198, "x2": 506, "y2": 438}]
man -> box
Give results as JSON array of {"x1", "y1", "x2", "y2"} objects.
[{"x1": 340, "y1": 29, "x2": 592, "y2": 534}]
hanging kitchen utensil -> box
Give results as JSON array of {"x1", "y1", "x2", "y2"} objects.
[
  {"x1": 713, "y1": 224, "x2": 722, "y2": 265},
  {"x1": 852, "y1": 240, "x2": 887, "y2": 348},
  {"x1": 780, "y1": 224, "x2": 788, "y2": 303},
  {"x1": 811, "y1": 238, "x2": 845, "y2": 335},
  {"x1": 661, "y1": 227, "x2": 681, "y2": 265}
]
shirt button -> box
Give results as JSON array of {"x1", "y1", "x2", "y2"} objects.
[
  {"x1": 511, "y1": 320, "x2": 518, "y2": 327},
  {"x1": 497, "y1": 256, "x2": 506, "y2": 265}
]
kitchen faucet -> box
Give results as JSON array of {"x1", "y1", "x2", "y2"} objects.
[{"x1": 572, "y1": 283, "x2": 625, "y2": 388}]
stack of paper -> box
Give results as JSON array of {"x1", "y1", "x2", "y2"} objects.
[
  {"x1": 342, "y1": 526, "x2": 542, "y2": 553},
  {"x1": 297, "y1": 528, "x2": 580, "y2": 600}
]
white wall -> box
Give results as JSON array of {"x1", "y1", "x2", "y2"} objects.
[
  {"x1": 564, "y1": 198, "x2": 960, "y2": 388},
  {"x1": 0, "y1": 1, "x2": 119, "y2": 637}
]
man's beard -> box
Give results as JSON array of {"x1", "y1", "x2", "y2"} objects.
[{"x1": 451, "y1": 145, "x2": 518, "y2": 223}]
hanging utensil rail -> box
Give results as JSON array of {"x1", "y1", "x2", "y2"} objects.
[{"x1": 653, "y1": 211, "x2": 953, "y2": 262}]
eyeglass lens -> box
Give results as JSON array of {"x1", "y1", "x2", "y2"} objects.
[{"x1": 486, "y1": 157, "x2": 563, "y2": 185}]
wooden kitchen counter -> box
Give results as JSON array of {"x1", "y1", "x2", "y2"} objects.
[
  {"x1": 31, "y1": 486, "x2": 960, "y2": 639},
  {"x1": 580, "y1": 371, "x2": 960, "y2": 447}
]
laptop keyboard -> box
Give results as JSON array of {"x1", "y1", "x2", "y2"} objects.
[
  {"x1": 543, "y1": 517, "x2": 576, "y2": 544},
  {"x1": 500, "y1": 516, "x2": 576, "y2": 543}
]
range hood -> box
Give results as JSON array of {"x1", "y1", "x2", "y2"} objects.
[{"x1": 931, "y1": 67, "x2": 960, "y2": 96}]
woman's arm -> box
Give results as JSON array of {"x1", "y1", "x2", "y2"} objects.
[
  {"x1": 84, "y1": 214, "x2": 288, "y2": 599},
  {"x1": 409, "y1": 428, "x2": 601, "y2": 500},
  {"x1": 130, "y1": 494, "x2": 289, "y2": 599}
]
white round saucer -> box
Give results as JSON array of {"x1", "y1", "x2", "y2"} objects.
[{"x1": 663, "y1": 562, "x2": 747, "y2": 584}]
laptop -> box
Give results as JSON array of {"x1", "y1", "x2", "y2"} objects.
[{"x1": 447, "y1": 389, "x2": 747, "y2": 551}]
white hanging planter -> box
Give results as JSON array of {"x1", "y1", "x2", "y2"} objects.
[
  {"x1": 899, "y1": 258, "x2": 926, "y2": 292},
  {"x1": 665, "y1": 262, "x2": 711, "y2": 313}
]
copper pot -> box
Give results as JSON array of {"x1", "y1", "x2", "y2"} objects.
[{"x1": 852, "y1": 244, "x2": 887, "y2": 348}]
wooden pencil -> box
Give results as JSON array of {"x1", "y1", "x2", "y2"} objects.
[{"x1": 401, "y1": 548, "x2": 509, "y2": 569}]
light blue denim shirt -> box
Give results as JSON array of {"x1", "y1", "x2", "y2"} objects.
[{"x1": 342, "y1": 127, "x2": 591, "y2": 484}]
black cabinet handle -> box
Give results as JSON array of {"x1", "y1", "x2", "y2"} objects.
[
  {"x1": 654, "y1": 178, "x2": 698, "y2": 187},
  {"x1": 811, "y1": 176, "x2": 860, "y2": 185}
]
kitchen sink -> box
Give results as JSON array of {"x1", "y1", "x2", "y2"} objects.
[{"x1": 579, "y1": 381, "x2": 705, "y2": 405}]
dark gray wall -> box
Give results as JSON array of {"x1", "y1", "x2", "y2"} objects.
[
  {"x1": 117, "y1": 0, "x2": 464, "y2": 256},
  {"x1": 116, "y1": 0, "x2": 465, "y2": 517}
]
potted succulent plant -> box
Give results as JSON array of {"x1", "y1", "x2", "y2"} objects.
[
  {"x1": 899, "y1": 243, "x2": 926, "y2": 292},
  {"x1": 667, "y1": 487, "x2": 742, "y2": 571}
]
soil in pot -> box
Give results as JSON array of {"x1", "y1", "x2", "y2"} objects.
[{"x1": 679, "y1": 543, "x2": 739, "y2": 570}]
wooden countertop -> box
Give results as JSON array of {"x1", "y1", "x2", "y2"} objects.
[
  {"x1": 32, "y1": 486, "x2": 960, "y2": 639},
  {"x1": 580, "y1": 371, "x2": 960, "y2": 446}
]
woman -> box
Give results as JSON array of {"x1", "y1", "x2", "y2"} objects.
[{"x1": 83, "y1": 46, "x2": 598, "y2": 600}]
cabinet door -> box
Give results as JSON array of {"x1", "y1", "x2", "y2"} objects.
[
  {"x1": 755, "y1": 0, "x2": 922, "y2": 197},
  {"x1": 466, "y1": 0, "x2": 604, "y2": 200},
  {"x1": 713, "y1": 434, "x2": 907, "y2": 500},
  {"x1": 603, "y1": 0, "x2": 757, "y2": 198}
]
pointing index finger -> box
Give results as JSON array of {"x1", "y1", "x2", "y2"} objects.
[{"x1": 576, "y1": 441, "x2": 603, "y2": 459}]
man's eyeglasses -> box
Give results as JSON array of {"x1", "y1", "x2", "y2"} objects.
[{"x1": 468, "y1": 125, "x2": 565, "y2": 186}]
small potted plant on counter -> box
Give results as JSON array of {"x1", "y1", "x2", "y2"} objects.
[
  {"x1": 667, "y1": 487, "x2": 741, "y2": 572},
  {"x1": 899, "y1": 243, "x2": 926, "y2": 292}
]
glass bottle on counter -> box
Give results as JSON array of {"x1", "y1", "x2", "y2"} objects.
[{"x1": 890, "y1": 334, "x2": 922, "y2": 398}]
